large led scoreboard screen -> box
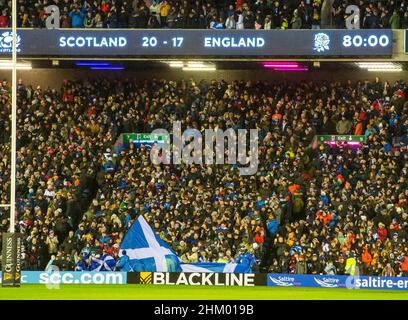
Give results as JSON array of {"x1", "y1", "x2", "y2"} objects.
[{"x1": 0, "y1": 29, "x2": 392, "y2": 57}]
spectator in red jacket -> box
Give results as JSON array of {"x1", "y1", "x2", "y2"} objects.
[
  {"x1": 401, "y1": 256, "x2": 408, "y2": 276},
  {"x1": 62, "y1": 89, "x2": 74, "y2": 102},
  {"x1": 0, "y1": 9, "x2": 9, "y2": 27},
  {"x1": 361, "y1": 246, "x2": 372, "y2": 267},
  {"x1": 236, "y1": 0, "x2": 245, "y2": 10},
  {"x1": 316, "y1": 210, "x2": 333, "y2": 226},
  {"x1": 101, "y1": 0, "x2": 110, "y2": 14},
  {"x1": 377, "y1": 223, "x2": 388, "y2": 242},
  {"x1": 254, "y1": 224, "x2": 265, "y2": 248}
]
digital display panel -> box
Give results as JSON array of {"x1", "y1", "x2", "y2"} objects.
[{"x1": 0, "y1": 29, "x2": 393, "y2": 57}]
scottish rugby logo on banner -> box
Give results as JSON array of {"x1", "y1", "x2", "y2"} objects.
[{"x1": 0, "y1": 31, "x2": 21, "y2": 53}]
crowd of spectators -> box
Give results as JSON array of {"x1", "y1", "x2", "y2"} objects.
[
  {"x1": 0, "y1": 0, "x2": 408, "y2": 29},
  {"x1": 0, "y1": 76, "x2": 408, "y2": 276}
]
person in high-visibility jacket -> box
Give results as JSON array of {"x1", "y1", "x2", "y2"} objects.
[
  {"x1": 217, "y1": 252, "x2": 228, "y2": 263},
  {"x1": 345, "y1": 253, "x2": 357, "y2": 275}
]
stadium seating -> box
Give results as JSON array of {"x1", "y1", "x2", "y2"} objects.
[{"x1": 0, "y1": 77, "x2": 407, "y2": 276}]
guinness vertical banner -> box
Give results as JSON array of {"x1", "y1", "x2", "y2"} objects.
[{"x1": 1, "y1": 233, "x2": 22, "y2": 287}]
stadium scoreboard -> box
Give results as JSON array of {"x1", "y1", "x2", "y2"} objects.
[{"x1": 0, "y1": 29, "x2": 393, "y2": 58}]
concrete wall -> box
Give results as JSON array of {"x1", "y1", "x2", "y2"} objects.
[{"x1": 1, "y1": 68, "x2": 407, "y2": 89}]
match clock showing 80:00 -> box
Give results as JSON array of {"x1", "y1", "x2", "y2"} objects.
[{"x1": 342, "y1": 34, "x2": 390, "y2": 48}]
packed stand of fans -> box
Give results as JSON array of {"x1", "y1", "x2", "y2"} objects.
[
  {"x1": 0, "y1": 77, "x2": 407, "y2": 276},
  {"x1": 0, "y1": 79, "x2": 123, "y2": 270},
  {"x1": 1, "y1": 0, "x2": 408, "y2": 29}
]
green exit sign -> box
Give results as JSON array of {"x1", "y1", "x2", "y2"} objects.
[
  {"x1": 317, "y1": 135, "x2": 366, "y2": 143},
  {"x1": 123, "y1": 133, "x2": 169, "y2": 145}
]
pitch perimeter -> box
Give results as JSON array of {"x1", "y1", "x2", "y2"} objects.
[{"x1": 0, "y1": 285, "x2": 406, "y2": 300}]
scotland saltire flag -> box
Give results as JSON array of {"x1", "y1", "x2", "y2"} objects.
[
  {"x1": 180, "y1": 262, "x2": 252, "y2": 273},
  {"x1": 90, "y1": 254, "x2": 116, "y2": 271},
  {"x1": 119, "y1": 215, "x2": 182, "y2": 272}
]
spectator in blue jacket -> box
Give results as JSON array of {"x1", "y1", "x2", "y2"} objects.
[
  {"x1": 103, "y1": 157, "x2": 115, "y2": 172},
  {"x1": 75, "y1": 253, "x2": 89, "y2": 271},
  {"x1": 99, "y1": 229, "x2": 110, "y2": 245},
  {"x1": 266, "y1": 214, "x2": 279, "y2": 237},
  {"x1": 235, "y1": 247, "x2": 257, "y2": 269},
  {"x1": 116, "y1": 250, "x2": 130, "y2": 270},
  {"x1": 69, "y1": 5, "x2": 86, "y2": 28},
  {"x1": 328, "y1": 213, "x2": 339, "y2": 229}
]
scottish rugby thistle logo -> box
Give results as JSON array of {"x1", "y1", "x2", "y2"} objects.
[{"x1": 0, "y1": 31, "x2": 21, "y2": 53}]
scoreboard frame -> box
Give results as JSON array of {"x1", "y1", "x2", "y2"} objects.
[{"x1": 0, "y1": 29, "x2": 393, "y2": 58}]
